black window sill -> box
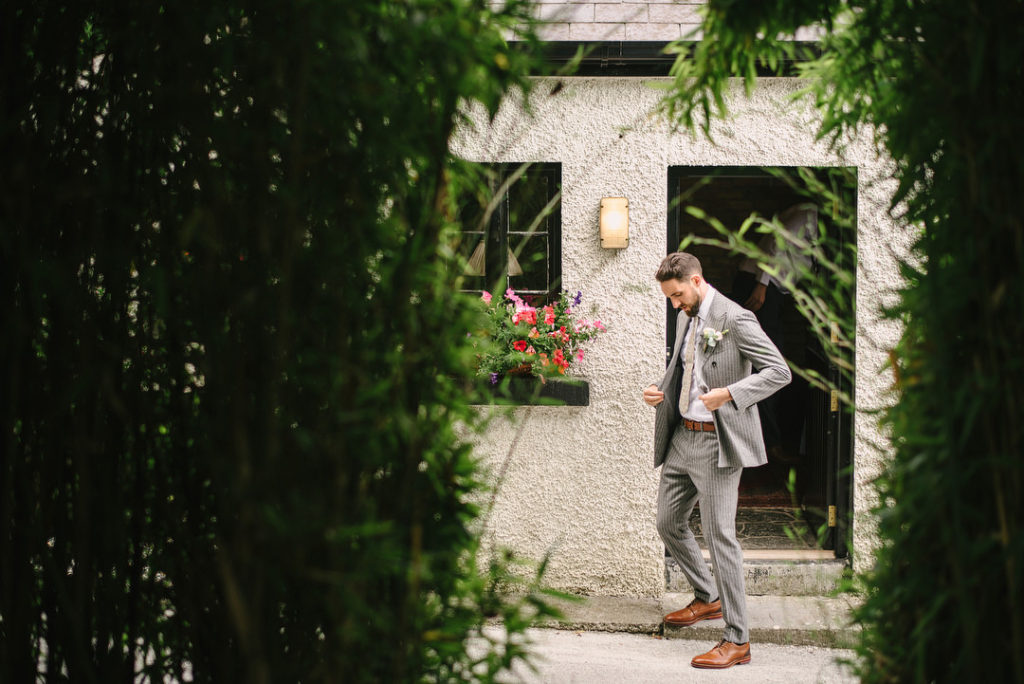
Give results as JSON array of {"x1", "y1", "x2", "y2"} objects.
[{"x1": 473, "y1": 377, "x2": 590, "y2": 406}]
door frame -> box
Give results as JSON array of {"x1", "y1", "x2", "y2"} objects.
[{"x1": 665, "y1": 165, "x2": 854, "y2": 558}]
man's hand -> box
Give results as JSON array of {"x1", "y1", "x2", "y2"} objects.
[
  {"x1": 643, "y1": 384, "x2": 664, "y2": 407},
  {"x1": 743, "y1": 282, "x2": 767, "y2": 312},
  {"x1": 699, "y1": 387, "x2": 733, "y2": 411}
]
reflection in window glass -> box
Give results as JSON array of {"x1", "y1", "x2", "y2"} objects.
[{"x1": 459, "y1": 163, "x2": 561, "y2": 304}]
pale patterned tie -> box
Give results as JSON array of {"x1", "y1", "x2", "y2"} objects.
[{"x1": 679, "y1": 318, "x2": 698, "y2": 415}]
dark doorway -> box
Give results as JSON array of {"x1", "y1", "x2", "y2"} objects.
[{"x1": 665, "y1": 166, "x2": 855, "y2": 556}]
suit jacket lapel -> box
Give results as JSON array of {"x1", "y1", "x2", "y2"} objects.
[
  {"x1": 661, "y1": 310, "x2": 689, "y2": 386},
  {"x1": 674, "y1": 311, "x2": 691, "y2": 357},
  {"x1": 700, "y1": 296, "x2": 728, "y2": 371}
]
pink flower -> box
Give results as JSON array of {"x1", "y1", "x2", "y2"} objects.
[
  {"x1": 577, "y1": 350, "x2": 585, "y2": 362},
  {"x1": 543, "y1": 305, "x2": 555, "y2": 325},
  {"x1": 594, "y1": 320, "x2": 606, "y2": 332},
  {"x1": 526, "y1": 345, "x2": 536, "y2": 355},
  {"x1": 481, "y1": 291, "x2": 492, "y2": 304},
  {"x1": 505, "y1": 288, "x2": 524, "y2": 308}
]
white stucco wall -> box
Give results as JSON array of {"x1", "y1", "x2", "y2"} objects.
[{"x1": 452, "y1": 77, "x2": 906, "y2": 598}]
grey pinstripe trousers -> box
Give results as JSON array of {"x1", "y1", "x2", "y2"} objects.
[{"x1": 657, "y1": 424, "x2": 749, "y2": 644}]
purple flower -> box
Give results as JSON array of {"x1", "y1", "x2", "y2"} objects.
[
  {"x1": 573, "y1": 290, "x2": 583, "y2": 306},
  {"x1": 490, "y1": 372, "x2": 499, "y2": 385}
]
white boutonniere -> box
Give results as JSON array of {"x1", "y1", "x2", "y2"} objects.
[{"x1": 702, "y1": 327, "x2": 728, "y2": 352}]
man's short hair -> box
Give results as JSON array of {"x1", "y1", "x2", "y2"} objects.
[{"x1": 655, "y1": 252, "x2": 703, "y2": 282}]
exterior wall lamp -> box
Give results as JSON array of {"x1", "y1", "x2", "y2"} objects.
[{"x1": 600, "y1": 197, "x2": 629, "y2": 249}]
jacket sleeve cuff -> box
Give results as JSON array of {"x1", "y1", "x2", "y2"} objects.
[{"x1": 726, "y1": 381, "x2": 752, "y2": 411}]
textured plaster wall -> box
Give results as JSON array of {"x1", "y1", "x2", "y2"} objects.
[{"x1": 451, "y1": 78, "x2": 907, "y2": 597}]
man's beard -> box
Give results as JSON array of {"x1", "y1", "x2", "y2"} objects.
[{"x1": 685, "y1": 292, "x2": 704, "y2": 317}]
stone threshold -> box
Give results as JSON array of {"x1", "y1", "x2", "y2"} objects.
[
  {"x1": 537, "y1": 593, "x2": 859, "y2": 649},
  {"x1": 709, "y1": 549, "x2": 836, "y2": 561},
  {"x1": 667, "y1": 556, "x2": 849, "y2": 597}
]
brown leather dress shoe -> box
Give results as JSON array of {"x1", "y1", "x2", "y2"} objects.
[
  {"x1": 691, "y1": 640, "x2": 751, "y2": 669},
  {"x1": 663, "y1": 598, "x2": 723, "y2": 626}
]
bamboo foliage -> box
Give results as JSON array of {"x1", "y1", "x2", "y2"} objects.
[
  {"x1": 0, "y1": 1, "x2": 559, "y2": 681},
  {"x1": 660, "y1": 1, "x2": 1024, "y2": 681},
  {"x1": 676, "y1": 167, "x2": 857, "y2": 405}
]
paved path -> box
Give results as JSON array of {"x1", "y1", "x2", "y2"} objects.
[{"x1": 497, "y1": 628, "x2": 858, "y2": 684}]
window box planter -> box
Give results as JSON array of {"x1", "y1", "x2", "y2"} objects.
[{"x1": 478, "y1": 376, "x2": 590, "y2": 406}]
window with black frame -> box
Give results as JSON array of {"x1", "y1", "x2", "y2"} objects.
[{"x1": 460, "y1": 162, "x2": 561, "y2": 305}]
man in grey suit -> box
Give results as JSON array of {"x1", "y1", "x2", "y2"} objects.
[{"x1": 643, "y1": 252, "x2": 790, "y2": 669}]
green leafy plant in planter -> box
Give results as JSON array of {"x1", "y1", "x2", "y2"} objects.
[{"x1": 476, "y1": 288, "x2": 606, "y2": 383}]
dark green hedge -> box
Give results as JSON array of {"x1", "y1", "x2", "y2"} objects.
[{"x1": 0, "y1": 1, "x2": 552, "y2": 681}]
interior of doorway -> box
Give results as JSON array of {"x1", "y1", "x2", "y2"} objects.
[{"x1": 667, "y1": 167, "x2": 854, "y2": 554}]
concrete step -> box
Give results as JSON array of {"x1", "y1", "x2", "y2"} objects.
[
  {"x1": 540, "y1": 593, "x2": 858, "y2": 649},
  {"x1": 662, "y1": 593, "x2": 858, "y2": 648},
  {"x1": 541, "y1": 595, "x2": 664, "y2": 635},
  {"x1": 666, "y1": 554, "x2": 849, "y2": 596}
]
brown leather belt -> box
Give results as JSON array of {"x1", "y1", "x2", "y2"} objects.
[{"x1": 683, "y1": 419, "x2": 716, "y2": 433}]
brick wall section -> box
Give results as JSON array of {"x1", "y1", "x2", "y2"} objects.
[
  {"x1": 498, "y1": 1, "x2": 823, "y2": 42},
  {"x1": 496, "y1": 0, "x2": 705, "y2": 42}
]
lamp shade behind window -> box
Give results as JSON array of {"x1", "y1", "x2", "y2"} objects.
[{"x1": 465, "y1": 241, "x2": 523, "y2": 276}]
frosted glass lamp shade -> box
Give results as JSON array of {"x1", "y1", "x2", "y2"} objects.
[{"x1": 600, "y1": 197, "x2": 629, "y2": 249}]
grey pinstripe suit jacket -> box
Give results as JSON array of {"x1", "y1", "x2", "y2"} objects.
[{"x1": 653, "y1": 290, "x2": 791, "y2": 469}]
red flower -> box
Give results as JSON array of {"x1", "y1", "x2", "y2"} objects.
[
  {"x1": 513, "y1": 340, "x2": 528, "y2": 352},
  {"x1": 511, "y1": 307, "x2": 537, "y2": 326},
  {"x1": 553, "y1": 348, "x2": 569, "y2": 374}
]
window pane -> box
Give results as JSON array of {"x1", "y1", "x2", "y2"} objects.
[
  {"x1": 457, "y1": 162, "x2": 560, "y2": 298},
  {"x1": 508, "y1": 170, "x2": 554, "y2": 236},
  {"x1": 509, "y1": 233, "x2": 549, "y2": 294}
]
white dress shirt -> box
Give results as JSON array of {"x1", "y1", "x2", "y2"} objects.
[{"x1": 680, "y1": 287, "x2": 716, "y2": 422}]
